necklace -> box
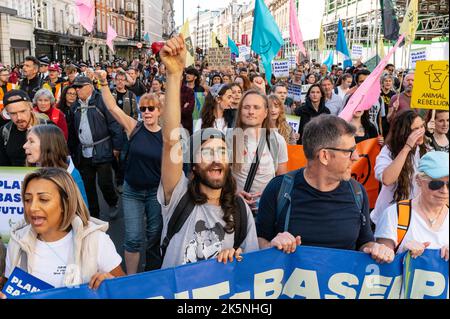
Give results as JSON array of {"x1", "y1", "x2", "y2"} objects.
[
  {"x1": 418, "y1": 199, "x2": 445, "y2": 227},
  {"x1": 38, "y1": 235, "x2": 68, "y2": 266}
]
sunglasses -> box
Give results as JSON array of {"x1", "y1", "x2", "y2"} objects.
[
  {"x1": 139, "y1": 106, "x2": 157, "y2": 113},
  {"x1": 428, "y1": 180, "x2": 449, "y2": 191}
]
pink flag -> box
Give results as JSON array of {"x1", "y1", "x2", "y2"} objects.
[
  {"x1": 76, "y1": 0, "x2": 95, "y2": 33},
  {"x1": 107, "y1": 25, "x2": 118, "y2": 53},
  {"x1": 338, "y1": 34, "x2": 405, "y2": 122},
  {"x1": 289, "y1": 0, "x2": 306, "y2": 57}
]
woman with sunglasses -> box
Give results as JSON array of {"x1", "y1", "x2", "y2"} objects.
[
  {"x1": 375, "y1": 151, "x2": 448, "y2": 261},
  {"x1": 94, "y1": 70, "x2": 163, "y2": 274}
]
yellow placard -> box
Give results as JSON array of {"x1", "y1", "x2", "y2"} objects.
[{"x1": 411, "y1": 60, "x2": 449, "y2": 110}]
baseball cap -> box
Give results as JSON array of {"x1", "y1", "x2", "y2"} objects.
[
  {"x1": 72, "y1": 76, "x2": 93, "y2": 87},
  {"x1": 48, "y1": 64, "x2": 61, "y2": 72},
  {"x1": 3, "y1": 89, "x2": 31, "y2": 108},
  {"x1": 418, "y1": 151, "x2": 449, "y2": 179}
]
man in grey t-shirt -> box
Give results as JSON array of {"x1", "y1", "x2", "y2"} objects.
[{"x1": 158, "y1": 36, "x2": 259, "y2": 269}]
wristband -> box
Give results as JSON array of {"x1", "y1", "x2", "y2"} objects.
[{"x1": 99, "y1": 81, "x2": 109, "y2": 87}]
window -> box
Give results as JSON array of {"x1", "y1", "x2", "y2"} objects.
[
  {"x1": 61, "y1": 10, "x2": 64, "y2": 33},
  {"x1": 53, "y1": 7, "x2": 57, "y2": 31}
]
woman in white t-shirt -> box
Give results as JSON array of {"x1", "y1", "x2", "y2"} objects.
[
  {"x1": 1, "y1": 168, "x2": 124, "y2": 298},
  {"x1": 371, "y1": 110, "x2": 427, "y2": 225},
  {"x1": 194, "y1": 83, "x2": 233, "y2": 134},
  {"x1": 375, "y1": 151, "x2": 449, "y2": 261}
]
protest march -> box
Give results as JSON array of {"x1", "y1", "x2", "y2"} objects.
[{"x1": 0, "y1": 0, "x2": 448, "y2": 302}]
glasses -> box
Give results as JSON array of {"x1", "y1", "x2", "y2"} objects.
[
  {"x1": 139, "y1": 106, "x2": 157, "y2": 113},
  {"x1": 428, "y1": 180, "x2": 449, "y2": 191},
  {"x1": 324, "y1": 147, "x2": 358, "y2": 158}
]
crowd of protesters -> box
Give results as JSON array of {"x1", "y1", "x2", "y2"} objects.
[{"x1": 0, "y1": 35, "x2": 448, "y2": 297}]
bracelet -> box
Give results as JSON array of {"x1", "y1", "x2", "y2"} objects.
[
  {"x1": 405, "y1": 143, "x2": 414, "y2": 150},
  {"x1": 99, "y1": 81, "x2": 109, "y2": 87}
]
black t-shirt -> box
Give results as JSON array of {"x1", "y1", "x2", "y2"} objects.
[
  {"x1": 125, "y1": 126, "x2": 163, "y2": 190},
  {"x1": 0, "y1": 123, "x2": 27, "y2": 166},
  {"x1": 256, "y1": 168, "x2": 374, "y2": 251},
  {"x1": 116, "y1": 91, "x2": 126, "y2": 110}
]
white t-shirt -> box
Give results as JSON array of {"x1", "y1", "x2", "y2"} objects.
[
  {"x1": 5, "y1": 230, "x2": 122, "y2": 288},
  {"x1": 232, "y1": 132, "x2": 288, "y2": 195},
  {"x1": 157, "y1": 174, "x2": 259, "y2": 269},
  {"x1": 375, "y1": 203, "x2": 449, "y2": 254},
  {"x1": 194, "y1": 118, "x2": 228, "y2": 134},
  {"x1": 371, "y1": 145, "x2": 420, "y2": 225}
]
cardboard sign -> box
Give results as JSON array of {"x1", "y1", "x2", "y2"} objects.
[
  {"x1": 288, "y1": 83, "x2": 303, "y2": 102},
  {"x1": 272, "y1": 60, "x2": 290, "y2": 78},
  {"x1": 207, "y1": 47, "x2": 231, "y2": 70},
  {"x1": 288, "y1": 56, "x2": 297, "y2": 70},
  {"x1": 2, "y1": 267, "x2": 54, "y2": 298},
  {"x1": 351, "y1": 44, "x2": 363, "y2": 59},
  {"x1": 411, "y1": 60, "x2": 449, "y2": 110},
  {"x1": 286, "y1": 115, "x2": 301, "y2": 134},
  {"x1": 410, "y1": 48, "x2": 427, "y2": 69}
]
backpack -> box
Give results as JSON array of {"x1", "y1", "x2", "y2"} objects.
[
  {"x1": 275, "y1": 169, "x2": 365, "y2": 233},
  {"x1": 2, "y1": 116, "x2": 49, "y2": 147},
  {"x1": 160, "y1": 191, "x2": 248, "y2": 263},
  {"x1": 395, "y1": 200, "x2": 412, "y2": 252}
]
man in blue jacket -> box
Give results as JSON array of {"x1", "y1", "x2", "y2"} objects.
[{"x1": 70, "y1": 76, "x2": 122, "y2": 220}]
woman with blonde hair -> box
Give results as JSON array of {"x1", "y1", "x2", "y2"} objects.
[
  {"x1": 1, "y1": 167, "x2": 124, "y2": 298},
  {"x1": 267, "y1": 94, "x2": 299, "y2": 145},
  {"x1": 96, "y1": 70, "x2": 164, "y2": 273}
]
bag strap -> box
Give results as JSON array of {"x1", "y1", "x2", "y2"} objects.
[
  {"x1": 160, "y1": 192, "x2": 195, "y2": 261},
  {"x1": 2, "y1": 121, "x2": 13, "y2": 147},
  {"x1": 233, "y1": 196, "x2": 248, "y2": 250},
  {"x1": 19, "y1": 249, "x2": 28, "y2": 272},
  {"x1": 243, "y1": 133, "x2": 267, "y2": 193},
  {"x1": 396, "y1": 199, "x2": 412, "y2": 252},
  {"x1": 348, "y1": 178, "x2": 367, "y2": 227},
  {"x1": 275, "y1": 169, "x2": 299, "y2": 233}
]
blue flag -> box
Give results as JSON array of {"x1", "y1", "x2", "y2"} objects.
[
  {"x1": 144, "y1": 32, "x2": 150, "y2": 43},
  {"x1": 227, "y1": 36, "x2": 239, "y2": 57},
  {"x1": 323, "y1": 51, "x2": 334, "y2": 71},
  {"x1": 251, "y1": 0, "x2": 283, "y2": 84},
  {"x1": 336, "y1": 20, "x2": 352, "y2": 69}
]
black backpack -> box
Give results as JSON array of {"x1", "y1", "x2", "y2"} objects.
[{"x1": 160, "y1": 191, "x2": 249, "y2": 262}]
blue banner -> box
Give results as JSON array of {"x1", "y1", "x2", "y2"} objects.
[
  {"x1": 2, "y1": 267, "x2": 54, "y2": 298},
  {"x1": 16, "y1": 246, "x2": 448, "y2": 299}
]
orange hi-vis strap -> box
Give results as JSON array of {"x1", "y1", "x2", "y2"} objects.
[{"x1": 396, "y1": 199, "x2": 412, "y2": 252}]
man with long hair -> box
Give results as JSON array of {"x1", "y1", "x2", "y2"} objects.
[{"x1": 158, "y1": 35, "x2": 258, "y2": 269}]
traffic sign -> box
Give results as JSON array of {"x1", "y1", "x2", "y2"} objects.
[{"x1": 137, "y1": 42, "x2": 143, "y2": 49}]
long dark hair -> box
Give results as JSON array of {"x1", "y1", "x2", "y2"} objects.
[
  {"x1": 58, "y1": 85, "x2": 76, "y2": 113},
  {"x1": 201, "y1": 84, "x2": 232, "y2": 129},
  {"x1": 385, "y1": 110, "x2": 426, "y2": 202},
  {"x1": 188, "y1": 155, "x2": 238, "y2": 234},
  {"x1": 304, "y1": 83, "x2": 326, "y2": 108}
]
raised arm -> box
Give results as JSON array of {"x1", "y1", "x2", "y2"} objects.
[
  {"x1": 95, "y1": 70, "x2": 137, "y2": 137},
  {"x1": 159, "y1": 35, "x2": 186, "y2": 204}
]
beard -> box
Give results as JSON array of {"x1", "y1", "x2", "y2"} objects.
[{"x1": 193, "y1": 162, "x2": 230, "y2": 190}]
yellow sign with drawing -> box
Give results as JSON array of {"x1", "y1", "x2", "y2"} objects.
[{"x1": 411, "y1": 61, "x2": 449, "y2": 110}]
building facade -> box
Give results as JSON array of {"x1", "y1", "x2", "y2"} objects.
[
  {"x1": 0, "y1": 0, "x2": 34, "y2": 66},
  {"x1": 33, "y1": 0, "x2": 84, "y2": 63}
]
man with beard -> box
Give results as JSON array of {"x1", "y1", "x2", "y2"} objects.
[
  {"x1": 256, "y1": 114, "x2": 395, "y2": 264},
  {"x1": 0, "y1": 90, "x2": 48, "y2": 166},
  {"x1": 387, "y1": 72, "x2": 416, "y2": 122},
  {"x1": 158, "y1": 35, "x2": 259, "y2": 269}
]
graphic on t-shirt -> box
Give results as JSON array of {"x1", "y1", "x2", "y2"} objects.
[{"x1": 184, "y1": 220, "x2": 225, "y2": 264}]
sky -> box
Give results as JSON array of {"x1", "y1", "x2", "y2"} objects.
[{"x1": 174, "y1": 0, "x2": 233, "y2": 27}]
